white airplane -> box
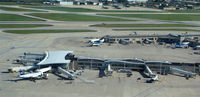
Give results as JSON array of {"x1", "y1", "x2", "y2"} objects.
[
  {"x1": 89, "y1": 41, "x2": 104, "y2": 46},
  {"x1": 17, "y1": 67, "x2": 51, "y2": 82},
  {"x1": 88, "y1": 37, "x2": 104, "y2": 46},
  {"x1": 88, "y1": 38, "x2": 104, "y2": 43}
]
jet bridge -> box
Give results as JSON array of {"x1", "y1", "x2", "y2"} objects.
[
  {"x1": 16, "y1": 52, "x2": 46, "y2": 64},
  {"x1": 16, "y1": 59, "x2": 40, "y2": 64},
  {"x1": 170, "y1": 67, "x2": 196, "y2": 79},
  {"x1": 58, "y1": 67, "x2": 76, "y2": 80},
  {"x1": 24, "y1": 52, "x2": 45, "y2": 56},
  {"x1": 20, "y1": 55, "x2": 44, "y2": 60},
  {"x1": 144, "y1": 65, "x2": 158, "y2": 81}
]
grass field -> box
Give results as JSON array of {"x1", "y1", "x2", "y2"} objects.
[
  {"x1": 0, "y1": 24, "x2": 52, "y2": 28},
  {"x1": 113, "y1": 29, "x2": 200, "y2": 32},
  {"x1": 25, "y1": 6, "x2": 162, "y2": 13},
  {"x1": 168, "y1": 10, "x2": 200, "y2": 13},
  {"x1": 0, "y1": 2, "x2": 44, "y2": 5},
  {"x1": 5, "y1": 29, "x2": 97, "y2": 34},
  {"x1": 0, "y1": 6, "x2": 42, "y2": 12},
  {"x1": 0, "y1": 2, "x2": 20, "y2": 5},
  {"x1": 0, "y1": 14, "x2": 42, "y2": 21},
  {"x1": 101, "y1": 14, "x2": 200, "y2": 21},
  {"x1": 29, "y1": 13, "x2": 133, "y2": 21},
  {"x1": 91, "y1": 24, "x2": 199, "y2": 27}
]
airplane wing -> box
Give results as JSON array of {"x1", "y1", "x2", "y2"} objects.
[
  {"x1": 36, "y1": 67, "x2": 51, "y2": 73},
  {"x1": 19, "y1": 72, "x2": 42, "y2": 78}
]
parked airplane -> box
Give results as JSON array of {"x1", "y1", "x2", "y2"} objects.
[
  {"x1": 89, "y1": 41, "x2": 104, "y2": 46},
  {"x1": 17, "y1": 67, "x2": 51, "y2": 82},
  {"x1": 88, "y1": 38, "x2": 104, "y2": 43},
  {"x1": 88, "y1": 38, "x2": 104, "y2": 46},
  {"x1": 173, "y1": 42, "x2": 189, "y2": 48}
]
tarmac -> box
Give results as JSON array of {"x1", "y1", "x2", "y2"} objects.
[
  {"x1": 0, "y1": 5, "x2": 200, "y2": 97},
  {"x1": 1, "y1": 69, "x2": 200, "y2": 97}
]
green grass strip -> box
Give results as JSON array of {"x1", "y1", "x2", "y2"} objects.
[
  {"x1": 113, "y1": 29, "x2": 200, "y2": 32},
  {"x1": 29, "y1": 13, "x2": 133, "y2": 21},
  {"x1": 0, "y1": 13, "x2": 42, "y2": 21},
  {"x1": 5, "y1": 29, "x2": 97, "y2": 34},
  {"x1": 0, "y1": 24, "x2": 52, "y2": 28},
  {"x1": 168, "y1": 10, "x2": 200, "y2": 13},
  {"x1": 91, "y1": 24, "x2": 199, "y2": 27},
  {"x1": 0, "y1": 6, "x2": 42, "y2": 12},
  {"x1": 0, "y1": 2, "x2": 20, "y2": 5},
  {"x1": 101, "y1": 14, "x2": 200, "y2": 21}
]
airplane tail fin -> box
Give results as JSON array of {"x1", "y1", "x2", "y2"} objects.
[{"x1": 19, "y1": 71, "x2": 25, "y2": 75}]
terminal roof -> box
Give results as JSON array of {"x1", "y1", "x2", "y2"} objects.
[{"x1": 38, "y1": 50, "x2": 73, "y2": 65}]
